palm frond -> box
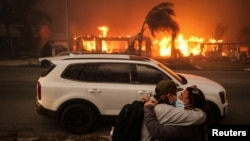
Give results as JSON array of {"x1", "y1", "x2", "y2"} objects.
[{"x1": 143, "y1": 2, "x2": 179, "y2": 37}]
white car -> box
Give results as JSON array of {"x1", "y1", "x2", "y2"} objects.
[
  {"x1": 36, "y1": 54, "x2": 228, "y2": 134},
  {"x1": 38, "y1": 51, "x2": 82, "y2": 68}
]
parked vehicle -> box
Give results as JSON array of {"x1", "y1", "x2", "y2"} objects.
[
  {"x1": 38, "y1": 51, "x2": 82, "y2": 68},
  {"x1": 36, "y1": 54, "x2": 228, "y2": 134}
]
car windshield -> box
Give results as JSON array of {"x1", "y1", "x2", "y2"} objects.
[
  {"x1": 56, "y1": 52, "x2": 69, "y2": 56},
  {"x1": 154, "y1": 60, "x2": 184, "y2": 84}
]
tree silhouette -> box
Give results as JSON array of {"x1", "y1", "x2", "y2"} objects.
[
  {"x1": 0, "y1": 0, "x2": 52, "y2": 58},
  {"x1": 138, "y1": 2, "x2": 179, "y2": 58},
  {"x1": 213, "y1": 22, "x2": 228, "y2": 40}
]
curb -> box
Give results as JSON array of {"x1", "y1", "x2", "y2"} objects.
[{"x1": 0, "y1": 59, "x2": 39, "y2": 67}]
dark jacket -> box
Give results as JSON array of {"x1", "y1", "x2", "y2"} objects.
[{"x1": 144, "y1": 105, "x2": 207, "y2": 141}]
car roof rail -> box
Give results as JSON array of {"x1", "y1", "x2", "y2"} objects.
[{"x1": 60, "y1": 53, "x2": 151, "y2": 61}]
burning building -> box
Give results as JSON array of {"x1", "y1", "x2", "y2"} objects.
[{"x1": 72, "y1": 26, "x2": 250, "y2": 61}]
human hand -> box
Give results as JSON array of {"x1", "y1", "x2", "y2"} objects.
[
  {"x1": 141, "y1": 94, "x2": 151, "y2": 103},
  {"x1": 144, "y1": 100, "x2": 156, "y2": 106}
]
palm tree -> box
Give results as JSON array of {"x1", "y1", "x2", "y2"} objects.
[{"x1": 138, "y1": 2, "x2": 179, "y2": 58}]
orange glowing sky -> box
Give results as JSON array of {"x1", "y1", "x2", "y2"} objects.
[{"x1": 38, "y1": 0, "x2": 250, "y2": 42}]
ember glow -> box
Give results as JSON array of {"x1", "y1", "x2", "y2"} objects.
[
  {"x1": 152, "y1": 33, "x2": 209, "y2": 57},
  {"x1": 75, "y1": 26, "x2": 130, "y2": 53},
  {"x1": 98, "y1": 26, "x2": 109, "y2": 37},
  {"x1": 98, "y1": 26, "x2": 109, "y2": 52},
  {"x1": 75, "y1": 26, "x2": 223, "y2": 58},
  {"x1": 152, "y1": 36, "x2": 172, "y2": 57}
]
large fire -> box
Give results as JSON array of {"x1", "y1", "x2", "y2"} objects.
[
  {"x1": 158, "y1": 34, "x2": 205, "y2": 57},
  {"x1": 98, "y1": 26, "x2": 109, "y2": 52},
  {"x1": 75, "y1": 26, "x2": 223, "y2": 58}
]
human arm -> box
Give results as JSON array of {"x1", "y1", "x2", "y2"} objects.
[
  {"x1": 155, "y1": 104, "x2": 206, "y2": 125},
  {"x1": 144, "y1": 105, "x2": 200, "y2": 140}
]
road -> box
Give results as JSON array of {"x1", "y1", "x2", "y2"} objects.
[
  {"x1": 176, "y1": 70, "x2": 250, "y2": 125},
  {"x1": 0, "y1": 67, "x2": 250, "y2": 139}
]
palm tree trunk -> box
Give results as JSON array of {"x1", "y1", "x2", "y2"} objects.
[{"x1": 171, "y1": 33, "x2": 177, "y2": 59}]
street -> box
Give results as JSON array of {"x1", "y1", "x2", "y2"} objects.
[
  {"x1": 176, "y1": 70, "x2": 250, "y2": 125},
  {"x1": 0, "y1": 67, "x2": 250, "y2": 139}
]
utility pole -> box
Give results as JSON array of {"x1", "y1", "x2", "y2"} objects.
[{"x1": 66, "y1": 0, "x2": 70, "y2": 51}]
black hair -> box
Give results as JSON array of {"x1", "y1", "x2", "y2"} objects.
[{"x1": 186, "y1": 87, "x2": 206, "y2": 110}]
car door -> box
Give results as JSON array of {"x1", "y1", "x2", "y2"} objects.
[
  {"x1": 84, "y1": 63, "x2": 137, "y2": 115},
  {"x1": 133, "y1": 63, "x2": 173, "y2": 98}
]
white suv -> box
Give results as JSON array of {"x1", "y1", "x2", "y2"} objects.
[{"x1": 36, "y1": 54, "x2": 228, "y2": 134}]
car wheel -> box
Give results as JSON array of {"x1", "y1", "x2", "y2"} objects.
[
  {"x1": 204, "y1": 101, "x2": 220, "y2": 125},
  {"x1": 61, "y1": 103, "x2": 97, "y2": 134},
  {"x1": 41, "y1": 60, "x2": 51, "y2": 68}
]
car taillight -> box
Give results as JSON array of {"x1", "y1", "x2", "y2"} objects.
[{"x1": 37, "y1": 82, "x2": 41, "y2": 100}]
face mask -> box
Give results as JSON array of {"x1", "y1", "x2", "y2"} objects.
[{"x1": 175, "y1": 98, "x2": 185, "y2": 110}]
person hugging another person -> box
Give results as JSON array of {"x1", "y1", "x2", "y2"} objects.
[{"x1": 141, "y1": 79, "x2": 207, "y2": 141}]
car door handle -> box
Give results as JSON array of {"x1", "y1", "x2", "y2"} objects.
[
  {"x1": 88, "y1": 89, "x2": 101, "y2": 93},
  {"x1": 137, "y1": 90, "x2": 152, "y2": 95}
]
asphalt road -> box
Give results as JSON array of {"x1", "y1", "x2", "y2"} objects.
[
  {"x1": 0, "y1": 67, "x2": 250, "y2": 139},
  {"x1": 176, "y1": 70, "x2": 250, "y2": 125}
]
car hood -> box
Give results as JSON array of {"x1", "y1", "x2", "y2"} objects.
[{"x1": 178, "y1": 73, "x2": 226, "y2": 92}]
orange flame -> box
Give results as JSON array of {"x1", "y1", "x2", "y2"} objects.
[
  {"x1": 154, "y1": 33, "x2": 223, "y2": 57},
  {"x1": 98, "y1": 26, "x2": 109, "y2": 37},
  {"x1": 153, "y1": 36, "x2": 171, "y2": 56},
  {"x1": 76, "y1": 26, "x2": 224, "y2": 57},
  {"x1": 98, "y1": 26, "x2": 109, "y2": 52}
]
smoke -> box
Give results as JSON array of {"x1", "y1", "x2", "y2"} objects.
[{"x1": 38, "y1": 0, "x2": 250, "y2": 42}]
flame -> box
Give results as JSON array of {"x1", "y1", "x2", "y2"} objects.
[
  {"x1": 76, "y1": 26, "x2": 224, "y2": 58},
  {"x1": 153, "y1": 34, "x2": 205, "y2": 57},
  {"x1": 153, "y1": 33, "x2": 224, "y2": 57},
  {"x1": 82, "y1": 39, "x2": 96, "y2": 52},
  {"x1": 98, "y1": 26, "x2": 109, "y2": 37},
  {"x1": 176, "y1": 34, "x2": 189, "y2": 56},
  {"x1": 77, "y1": 26, "x2": 129, "y2": 53},
  {"x1": 153, "y1": 36, "x2": 171, "y2": 56},
  {"x1": 98, "y1": 26, "x2": 109, "y2": 52},
  {"x1": 208, "y1": 38, "x2": 223, "y2": 43}
]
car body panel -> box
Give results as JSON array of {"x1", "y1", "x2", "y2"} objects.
[
  {"x1": 36, "y1": 54, "x2": 228, "y2": 129},
  {"x1": 177, "y1": 73, "x2": 228, "y2": 116},
  {"x1": 86, "y1": 82, "x2": 137, "y2": 115},
  {"x1": 38, "y1": 51, "x2": 83, "y2": 67}
]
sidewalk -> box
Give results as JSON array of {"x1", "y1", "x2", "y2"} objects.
[{"x1": 0, "y1": 59, "x2": 39, "y2": 67}]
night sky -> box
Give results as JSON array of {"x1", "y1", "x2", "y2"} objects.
[{"x1": 37, "y1": 0, "x2": 250, "y2": 42}]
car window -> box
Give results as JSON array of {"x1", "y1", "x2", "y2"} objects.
[
  {"x1": 62, "y1": 63, "x2": 131, "y2": 83},
  {"x1": 40, "y1": 65, "x2": 56, "y2": 77},
  {"x1": 62, "y1": 64, "x2": 84, "y2": 80},
  {"x1": 79, "y1": 63, "x2": 98, "y2": 81},
  {"x1": 157, "y1": 63, "x2": 185, "y2": 84},
  {"x1": 94, "y1": 63, "x2": 131, "y2": 83},
  {"x1": 136, "y1": 64, "x2": 170, "y2": 84}
]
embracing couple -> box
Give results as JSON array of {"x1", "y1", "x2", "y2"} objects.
[{"x1": 141, "y1": 79, "x2": 208, "y2": 141}]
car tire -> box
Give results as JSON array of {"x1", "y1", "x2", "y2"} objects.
[
  {"x1": 204, "y1": 101, "x2": 220, "y2": 125},
  {"x1": 61, "y1": 103, "x2": 97, "y2": 134}
]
